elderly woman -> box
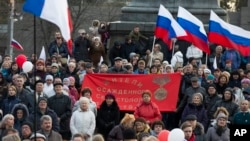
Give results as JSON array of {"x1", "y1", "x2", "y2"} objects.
[
  {"x1": 70, "y1": 97, "x2": 96, "y2": 141},
  {"x1": 134, "y1": 90, "x2": 162, "y2": 124},
  {"x1": 96, "y1": 93, "x2": 120, "y2": 140},
  {"x1": 206, "y1": 113, "x2": 230, "y2": 141},
  {"x1": 0, "y1": 114, "x2": 15, "y2": 139},
  {"x1": 89, "y1": 36, "x2": 106, "y2": 69},
  {"x1": 108, "y1": 113, "x2": 135, "y2": 141},
  {"x1": 146, "y1": 44, "x2": 163, "y2": 67}
]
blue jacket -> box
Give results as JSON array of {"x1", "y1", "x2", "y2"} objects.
[
  {"x1": 2, "y1": 96, "x2": 20, "y2": 116},
  {"x1": 221, "y1": 50, "x2": 241, "y2": 70}
]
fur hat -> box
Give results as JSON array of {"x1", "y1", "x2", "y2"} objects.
[
  {"x1": 105, "y1": 93, "x2": 115, "y2": 100},
  {"x1": 120, "y1": 113, "x2": 135, "y2": 124},
  {"x1": 216, "y1": 113, "x2": 228, "y2": 121}
]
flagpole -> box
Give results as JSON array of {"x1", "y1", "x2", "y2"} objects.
[
  {"x1": 149, "y1": 36, "x2": 156, "y2": 67},
  {"x1": 9, "y1": 0, "x2": 15, "y2": 59},
  {"x1": 172, "y1": 38, "x2": 176, "y2": 57},
  {"x1": 205, "y1": 53, "x2": 208, "y2": 66},
  {"x1": 33, "y1": 15, "x2": 37, "y2": 139}
]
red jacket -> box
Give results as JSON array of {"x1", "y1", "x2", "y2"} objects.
[{"x1": 134, "y1": 101, "x2": 162, "y2": 123}]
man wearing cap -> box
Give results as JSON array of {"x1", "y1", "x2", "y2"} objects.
[
  {"x1": 185, "y1": 114, "x2": 206, "y2": 140},
  {"x1": 74, "y1": 29, "x2": 91, "y2": 62},
  {"x1": 177, "y1": 76, "x2": 206, "y2": 113},
  {"x1": 37, "y1": 115, "x2": 63, "y2": 141},
  {"x1": 28, "y1": 97, "x2": 59, "y2": 132},
  {"x1": 107, "y1": 57, "x2": 127, "y2": 74},
  {"x1": 49, "y1": 63, "x2": 63, "y2": 79},
  {"x1": 48, "y1": 82, "x2": 72, "y2": 140},
  {"x1": 21, "y1": 121, "x2": 33, "y2": 140},
  {"x1": 134, "y1": 59, "x2": 148, "y2": 74}
]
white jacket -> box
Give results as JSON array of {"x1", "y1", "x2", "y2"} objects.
[
  {"x1": 186, "y1": 45, "x2": 203, "y2": 59},
  {"x1": 171, "y1": 51, "x2": 184, "y2": 68},
  {"x1": 70, "y1": 108, "x2": 96, "y2": 141}
]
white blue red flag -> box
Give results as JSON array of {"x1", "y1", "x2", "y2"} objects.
[
  {"x1": 23, "y1": 0, "x2": 73, "y2": 55},
  {"x1": 208, "y1": 10, "x2": 250, "y2": 56},
  {"x1": 177, "y1": 6, "x2": 210, "y2": 54},
  {"x1": 11, "y1": 39, "x2": 24, "y2": 50},
  {"x1": 155, "y1": 4, "x2": 186, "y2": 49}
]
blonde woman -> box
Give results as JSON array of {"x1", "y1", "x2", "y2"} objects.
[
  {"x1": 108, "y1": 113, "x2": 135, "y2": 141},
  {"x1": 0, "y1": 114, "x2": 15, "y2": 139}
]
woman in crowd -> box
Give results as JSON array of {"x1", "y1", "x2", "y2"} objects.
[
  {"x1": 1, "y1": 85, "x2": 20, "y2": 116},
  {"x1": 11, "y1": 103, "x2": 29, "y2": 135},
  {"x1": 96, "y1": 93, "x2": 120, "y2": 140},
  {"x1": 215, "y1": 74, "x2": 229, "y2": 97},
  {"x1": 134, "y1": 117, "x2": 151, "y2": 139},
  {"x1": 210, "y1": 88, "x2": 239, "y2": 123},
  {"x1": 150, "y1": 120, "x2": 165, "y2": 137},
  {"x1": 134, "y1": 90, "x2": 162, "y2": 124},
  {"x1": 0, "y1": 114, "x2": 15, "y2": 140},
  {"x1": 108, "y1": 113, "x2": 135, "y2": 141},
  {"x1": 181, "y1": 93, "x2": 208, "y2": 129},
  {"x1": 206, "y1": 113, "x2": 230, "y2": 141},
  {"x1": 73, "y1": 87, "x2": 97, "y2": 117},
  {"x1": 70, "y1": 97, "x2": 96, "y2": 141}
]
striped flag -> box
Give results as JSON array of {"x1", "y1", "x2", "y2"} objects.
[{"x1": 11, "y1": 39, "x2": 24, "y2": 50}]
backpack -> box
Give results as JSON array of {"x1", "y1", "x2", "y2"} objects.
[{"x1": 174, "y1": 56, "x2": 183, "y2": 70}]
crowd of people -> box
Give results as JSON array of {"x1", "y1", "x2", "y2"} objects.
[{"x1": 0, "y1": 19, "x2": 250, "y2": 141}]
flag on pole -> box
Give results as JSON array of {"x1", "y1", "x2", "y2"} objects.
[
  {"x1": 154, "y1": 4, "x2": 186, "y2": 49},
  {"x1": 39, "y1": 46, "x2": 46, "y2": 61},
  {"x1": 11, "y1": 39, "x2": 24, "y2": 50},
  {"x1": 177, "y1": 6, "x2": 210, "y2": 54},
  {"x1": 23, "y1": 0, "x2": 73, "y2": 55},
  {"x1": 208, "y1": 10, "x2": 250, "y2": 56}
]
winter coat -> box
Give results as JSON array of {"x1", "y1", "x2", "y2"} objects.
[
  {"x1": 2, "y1": 95, "x2": 20, "y2": 116},
  {"x1": 96, "y1": 100, "x2": 120, "y2": 140},
  {"x1": 193, "y1": 122, "x2": 206, "y2": 141},
  {"x1": 37, "y1": 129, "x2": 63, "y2": 141},
  {"x1": 11, "y1": 103, "x2": 29, "y2": 134},
  {"x1": 210, "y1": 99, "x2": 239, "y2": 123},
  {"x1": 28, "y1": 107, "x2": 60, "y2": 132},
  {"x1": 47, "y1": 93, "x2": 72, "y2": 139},
  {"x1": 181, "y1": 103, "x2": 208, "y2": 129},
  {"x1": 186, "y1": 45, "x2": 203, "y2": 59},
  {"x1": 233, "y1": 110, "x2": 250, "y2": 125},
  {"x1": 89, "y1": 42, "x2": 106, "y2": 68},
  {"x1": 70, "y1": 108, "x2": 96, "y2": 141},
  {"x1": 171, "y1": 51, "x2": 184, "y2": 69},
  {"x1": 221, "y1": 49, "x2": 241, "y2": 70},
  {"x1": 206, "y1": 125, "x2": 230, "y2": 141},
  {"x1": 134, "y1": 101, "x2": 162, "y2": 123},
  {"x1": 109, "y1": 43, "x2": 124, "y2": 66},
  {"x1": 122, "y1": 42, "x2": 140, "y2": 61},
  {"x1": 73, "y1": 36, "x2": 91, "y2": 62},
  {"x1": 107, "y1": 124, "x2": 125, "y2": 141},
  {"x1": 49, "y1": 42, "x2": 69, "y2": 58},
  {"x1": 73, "y1": 98, "x2": 97, "y2": 116},
  {"x1": 205, "y1": 93, "x2": 222, "y2": 120}
]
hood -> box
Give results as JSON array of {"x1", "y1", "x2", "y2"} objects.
[
  {"x1": 11, "y1": 103, "x2": 29, "y2": 120},
  {"x1": 175, "y1": 51, "x2": 183, "y2": 58}
]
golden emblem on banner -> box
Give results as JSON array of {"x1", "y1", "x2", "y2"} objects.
[{"x1": 153, "y1": 76, "x2": 170, "y2": 100}]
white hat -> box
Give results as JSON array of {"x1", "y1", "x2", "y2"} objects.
[
  {"x1": 45, "y1": 75, "x2": 53, "y2": 81},
  {"x1": 30, "y1": 133, "x2": 46, "y2": 140},
  {"x1": 204, "y1": 68, "x2": 211, "y2": 74},
  {"x1": 162, "y1": 60, "x2": 169, "y2": 65}
]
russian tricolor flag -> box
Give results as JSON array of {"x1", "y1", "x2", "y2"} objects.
[
  {"x1": 11, "y1": 39, "x2": 24, "y2": 50},
  {"x1": 23, "y1": 0, "x2": 73, "y2": 54},
  {"x1": 208, "y1": 10, "x2": 250, "y2": 56},
  {"x1": 155, "y1": 5, "x2": 186, "y2": 49},
  {"x1": 177, "y1": 6, "x2": 210, "y2": 54}
]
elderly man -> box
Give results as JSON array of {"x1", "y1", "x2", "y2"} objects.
[
  {"x1": 37, "y1": 115, "x2": 62, "y2": 141},
  {"x1": 70, "y1": 97, "x2": 96, "y2": 141}
]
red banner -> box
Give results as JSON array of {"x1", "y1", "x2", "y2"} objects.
[{"x1": 81, "y1": 73, "x2": 181, "y2": 112}]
